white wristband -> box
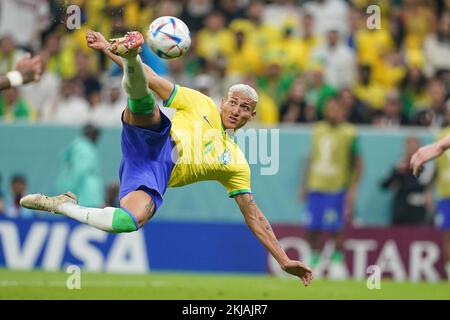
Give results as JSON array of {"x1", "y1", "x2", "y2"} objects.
[{"x1": 6, "y1": 70, "x2": 24, "y2": 87}]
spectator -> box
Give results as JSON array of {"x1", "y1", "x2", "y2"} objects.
[
  {"x1": 353, "y1": 64, "x2": 386, "y2": 116},
  {"x1": 179, "y1": 0, "x2": 213, "y2": 33},
  {"x1": 424, "y1": 12, "x2": 450, "y2": 77},
  {"x1": 303, "y1": 0, "x2": 350, "y2": 38},
  {"x1": 196, "y1": 11, "x2": 234, "y2": 62},
  {"x1": 400, "y1": 65, "x2": 430, "y2": 119},
  {"x1": 402, "y1": 0, "x2": 435, "y2": 51},
  {"x1": 372, "y1": 91, "x2": 410, "y2": 128},
  {"x1": 20, "y1": 54, "x2": 61, "y2": 120},
  {"x1": 339, "y1": 88, "x2": 369, "y2": 124},
  {"x1": 257, "y1": 49, "x2": 296, "y2": 106},
  {"x1": 56, "y1": 124, "x2": 104, "y2": 207},
  {"x1": 381, "y1": 136, "x2": 434, "y2": 225},
  {"x1": 41, "y1": 31, "x2": 76, "y2": 79},
  {"x1": 299, "y1": 96, "x2": 363, "y2": 278},
  {"x1": 225, "y1": 27, "x2": 262, "y2": 77},
  {"x1": 45, "y1": 78, "x2": 89, "y2": 125},
  {"x1": 73, "y1": 51, "x2": 101, "y2": 101},
  {"x1": 0, "y1": 35, "x2": 26, "y2": 74},
  {"x1": 304, "y1": 65, "x2": 337, "y2": 120},
  {"x1": 89, "y1": 80, "x2": 126, "y2": 128},
  {"x1": 413, "y1": 78, "x2": 448, "y2": 127},
  {"x1": 242, "y1": 1, "x2": 281, "y2": 50},
  {"x1": 4, "y1": 174, "x2": 34, "y2": 218},
  {"x1": 87, "y1": 90, "x2": 106, "y2": 125},
  {"x1": 119, "y1": 0, "x2": 155, "y2": 35},
  {"x1": 0, "y1": 0, "x2": 50, "y2": 50},
  {"x1": 0, "y1": 87, "x2": 35, "y2": 122},
  {"x1": 354, "y1": 24, "x2": 394, "y2": 80},
  {"x1": 375, "y1": 51, "x2": 406, "y2": 91},
  {"x1": 262, "y1": 0, "x2": 301, "y2": 30},
  {"x1": 294, "y1": 13, "x2": 320, "y2": 71},
  {"x1": 280, "y1": 79, "x2": 314, "y2": 123},
  {"x1": 219, "y1": 0, "x2": 246, "y2": 25},
  {"x1": 311, "y1": 29, "x2": 356, "y2": 90}
]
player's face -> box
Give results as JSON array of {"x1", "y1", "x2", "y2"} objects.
[
  {"x1": 324, "y1": 99, "x2": 342, "y2": 124},
  {"x1": 220, "y1": 92, "x2": 256, "y2": 130}
]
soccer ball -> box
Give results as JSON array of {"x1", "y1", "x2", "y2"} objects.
[{"x1": 147, "y1": 16, "x2": 191, "y2": 59}]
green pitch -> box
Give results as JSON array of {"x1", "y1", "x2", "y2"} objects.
[{"x1": 0, "y1": 269, "x2": 449, "y2": 300}]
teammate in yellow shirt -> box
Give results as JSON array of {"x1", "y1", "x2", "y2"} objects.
[
  {"x1": 410, "y1": 129, "x2": 450, "y2": 279},
  {"x1": 299, "y1": 97, "x2": 362, "y2": 276},
  {"x1": 20, "y1": 30, "x2": 312, "y2": 286}
]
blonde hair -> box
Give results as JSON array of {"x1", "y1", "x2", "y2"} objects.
[{"x1": 228, "y1": 84, "x2": 259, "y2": 103}]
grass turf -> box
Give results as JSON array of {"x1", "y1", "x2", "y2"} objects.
[{"x1": 0, "y1": 269, "x2": 449, "y2": 300}]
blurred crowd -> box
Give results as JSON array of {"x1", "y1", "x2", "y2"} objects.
[{"x1": 2, "y1": 0, "x2": 450, "y2": 128}]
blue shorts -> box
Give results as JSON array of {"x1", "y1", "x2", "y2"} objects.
[
  {"x1": 436, "y1": 199, "x2": 450, "y2": 230},
  {"x1": 305, "y1": 191, "x2": 346, "y2": 232},
  {"x1": 119, "y1": 111, "x2": 176, "y2": 213}
]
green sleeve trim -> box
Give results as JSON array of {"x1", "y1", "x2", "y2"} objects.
[
  {"x1": 228, "y1": 189, "x2": 252, "y2": 197},
  {"x1": 164, "y1": 84, "x2": 178, "y2": 108},
  {"x1": 112, "y1": 208, "x2": 138, "y2": 233},
  {"x1": 127, "y1": 93, "x2": 155, "y2": 114}
]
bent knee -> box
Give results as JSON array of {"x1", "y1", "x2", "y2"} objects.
[{"x1": 120, "y1": 190, "x2": 156, "y2": 228}]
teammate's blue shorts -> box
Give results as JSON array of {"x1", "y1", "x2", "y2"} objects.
[
  {"x1": 119, "y1": 111, "x2": 176, "y2": 213},
  {"x1": 305, "y1": 191, "x2": 346, "y2": 232},
  {"x1": 436, "y1": 199, "x2": 450, "y2": 230}
]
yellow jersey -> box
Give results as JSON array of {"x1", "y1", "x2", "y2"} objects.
[
  {"x1": 165, "y1": 85, "x2": 252, "y2": 197},
  {"x1": 436, "y1": 128, "x2": 450, "y2": 198}
]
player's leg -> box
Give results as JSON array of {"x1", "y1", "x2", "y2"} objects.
[
  {"x1": 305, "y1": 192, "x2": 323, "y2": 268},
  {"x1": 328, "y1": 191, "x2": 346, "y2": 259},
  {"x1": 326, "y1": 191, "x2": 348, "y2": 279},
  {"x1": 110, "y1": 31, "x2": 162, "y2": 130},
  {"x1": 331, "y1": 231, "x2": 345, "y2": 262},
  {"x1": 307, "y1": 229, "x2": 321, "y2": 267},
  {"x1": 120, "y1": 190, "x2": 155, "y2": 225},
  {"x1": 20, "y1": 192, "x2": 149, "y2": 233}
]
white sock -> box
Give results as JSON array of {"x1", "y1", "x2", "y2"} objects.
[
  {"x1": 58, "y1": 202, "x2": 116, "y2": 232},
  {"x1": 122, "y1": 55, "x2": 150, "y2": 99}
]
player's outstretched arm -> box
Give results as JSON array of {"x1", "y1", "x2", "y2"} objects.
[
  {"x1": 0, "y1": 54, "x2": 42, "y2": 90},
  {"x1": 234, "y1": 193, "x2": 313, "y2": 286},
  {"x1": 86, "y1": 30, "x2": 174, "y2": 100},
  {"x1": 410, "y1": 135, "x2": 450, "y2": 176}
]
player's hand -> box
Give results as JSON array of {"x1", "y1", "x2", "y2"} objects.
[
  {"x1": 15, "y1": 54, "x2": 42, "y2": 84},
  {"x1": 86, "y1": 30, "x2": 109, "y2": 51},
  {"x1": 410, "y1": 143, "x2": 441, "y2": 177},
  {"x1": 281, "y1": 260, "x2": 313, "y2": 287}
]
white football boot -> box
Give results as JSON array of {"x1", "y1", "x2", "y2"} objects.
[{"x1": 20, "y1": 192, "x2": 78, "y2": 214}]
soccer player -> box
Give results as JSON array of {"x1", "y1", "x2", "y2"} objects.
[
  {"x1": 410, "y1": 132, "x2": 450, "y2": 279},
  {"x1": 0, "y1": 54, "x2": 42, "y2": 90},
  {"x1": 20, "y1": 30, "x2": 313, "y2": 286},
  {"x1": 299, "y1": 96, "x2": 362, "y2": 278}
]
